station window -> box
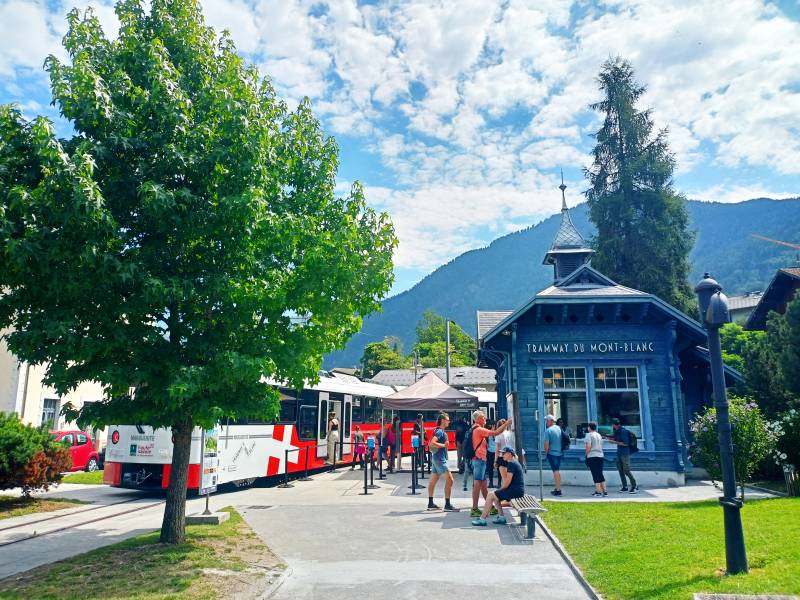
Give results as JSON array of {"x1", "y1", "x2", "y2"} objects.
[
  {"x1": 543, "y1": 368, "x2": 588, "y2": 441},
  {"x1": 594, "y1": 367, "x2": 642, "y2": 438},
  {"x1": 297, "y1": 406, "x2": 318, "y2": 441}
]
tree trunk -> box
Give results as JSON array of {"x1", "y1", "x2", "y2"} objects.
[{"x1": 160, "y1": 417, "x2": 193, "y2": 544}]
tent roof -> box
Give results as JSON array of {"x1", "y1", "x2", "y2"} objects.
[{"x1": 382, "y1": 371, "x2": 479, "y2": 410}]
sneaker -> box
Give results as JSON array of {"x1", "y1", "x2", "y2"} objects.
[
  {"x1": 427, "y1": 503, "x2": 440, "y2": 511},
  {"x1": 470, "y1": 508, "x2": 482, "y2": 517},
  {"x1": 629, "y1": 487, "x2": 639, "y2": 494},
  {"x1": 602, "y1": 492, "x2": 608, "y2": 497},
  {"x1": 471, "y1": 518, "x2": 487, "y2": 527},
  {"x1": 550, "y1": 489, "x2": 562, "y2": 496},
  {"x1": 443, "y1": 504, "x2": 459, "y2": 512},
  {"x1": 618, "y1": 487, "x2": 628, "y2": 493},
  {"x1": 489, "y1": 507, "x2": 499, "y2": 516},
  {"x1": 492, "y1": 516, "x2": 507, "y2": 524},
  {"x1": 591, "y1": 492, "x2": 602, "y2": 497}
]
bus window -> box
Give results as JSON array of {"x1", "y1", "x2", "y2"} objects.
[{"x1": 298, "y1": 406, "x2": 318, "y2": 441}]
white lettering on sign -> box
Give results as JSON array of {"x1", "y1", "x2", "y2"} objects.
[{"x1": 526, "y1": 341, "x2": 655, "y2": 354}]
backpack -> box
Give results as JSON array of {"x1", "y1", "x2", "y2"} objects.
[
  {"x1": 628, "y1": 429, "x2": 639, "y2": 454},
  {"x1": 462, "y1": 426, "x2": 485, "y2": 462},
  {"x1": 560, "y1": 429, "x2": 571, "y2": 452}
]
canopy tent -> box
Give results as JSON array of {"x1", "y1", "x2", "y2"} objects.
[{"x1": 381, "y1": 371, "x2": 479, "y2": 410}]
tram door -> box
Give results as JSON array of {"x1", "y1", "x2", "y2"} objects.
[
  {"x1": 342, "y1": 395, "x2": 352, "y2": 456},
  {"x1": 317, "y1": 392, "x2": 329, "y2": 459}
]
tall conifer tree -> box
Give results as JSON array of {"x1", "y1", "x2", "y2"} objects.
[{"x1": 585, "y1": 57, "x2": 695, "y2": 314}]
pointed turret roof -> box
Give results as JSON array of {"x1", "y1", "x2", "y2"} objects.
[{"x1": 543, "y1": 173, "x2": 594, "y2": 268}]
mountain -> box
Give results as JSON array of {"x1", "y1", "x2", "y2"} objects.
[{"x1": 324, "y1": 198, "x2": 800, "y2": 368}]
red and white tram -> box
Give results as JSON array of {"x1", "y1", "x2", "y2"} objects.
[{"x1": 103, "y1": 371, "x2": 496, "y2": 491}]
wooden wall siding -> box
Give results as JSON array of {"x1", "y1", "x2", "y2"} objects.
[{"x1": 510, "y1": 318, "x2": 688, "y2": 472}]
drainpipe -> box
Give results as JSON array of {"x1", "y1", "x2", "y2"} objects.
[{"x1": 666, "y1": 320, "x2": 685, "y2": 472}]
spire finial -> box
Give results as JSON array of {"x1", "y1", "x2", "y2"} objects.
[{"x1": 559, "y1": 169, "x2": 567, "y2": 210}]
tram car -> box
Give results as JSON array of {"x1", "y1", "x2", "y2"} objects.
[{"x1": 103, "y1": 370, "x2": 496, "y2": 491}]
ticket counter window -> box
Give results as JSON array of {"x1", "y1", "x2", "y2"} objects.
[
  {"x1": 594, "y1": 367, "x2": 642, "y2": 438},
  {"x1": 543, "y1": 368, "x2": 588, "y2": 442}
]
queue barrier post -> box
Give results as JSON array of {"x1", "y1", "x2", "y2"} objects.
[
  {"x1": 407, "y1": 449, "x2": 419, "y2": 495},
  {"x1": 297, "y1": 445, "x2": 313, "y2": 482},
  {"x1": 278, "y1": 448, "x2": 295, "y2": 488}
]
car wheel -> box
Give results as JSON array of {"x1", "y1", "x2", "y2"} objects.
[{"x1": 86, "y1": 457, "x2": 98, "y2": 472}]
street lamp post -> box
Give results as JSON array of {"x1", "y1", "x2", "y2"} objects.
[
  {"x1": 694, "y1": 273, "x2": 748, "y2": 575},
  {"x1": 445, "y1": 320, "x2": 451, "y2": 384}
]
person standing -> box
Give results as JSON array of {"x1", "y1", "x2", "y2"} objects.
[
  {"x1": 584, "y1": 422, "x2": 607, "y2": 497},
  {"x1": 468, "y1": 411, "x2": 511, "y2": 518},
  {"x1": 607, "y1": 418, "x2": 638, "y2": 493},
  {"x1": 326, "y1": 411, "x2": 340, "y2": 465},
  {"x1": 385, "y1": 418, "x2": 397, "y2": 473},
  {"x1": 472, "y1": 446, "x2": 525, "y2": 526},
  {"x1": 352, "y1": 425, "x2": 365, "y2": 470},
  {"x1": 486, "y1": 421, "x2": 497, "y2": 488},
  {"x1": 427, "y1": 412, "x2": 457, "y2": 511},
  {"x1": 543, "y1": 414, "x2": 563, "y2": 496},
  {"x1": 413, "y1": 413, "x2": 427, "y2": 472},
  {"x1": 454, "y1": 416, "x2": 468, "y2": 473}
]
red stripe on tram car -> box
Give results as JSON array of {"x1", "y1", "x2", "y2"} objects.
[{"x1": 161, "y1": 463, "x2": 201, "y2": 489}]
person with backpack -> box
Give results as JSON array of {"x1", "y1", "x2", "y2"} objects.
[
  {"x1": 607, "y1": 417, "x2": 639, "y2": 493},
  {"x1": 466, "y1": 410, "x2": 511, "y2": 517},
  {"x1": 543, "y1": 414, "x2": 564, "y2": 496}
]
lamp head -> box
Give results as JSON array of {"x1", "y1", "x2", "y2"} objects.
[{"x1": 694, "y1": 273, "x2": 721, "y2": 325}]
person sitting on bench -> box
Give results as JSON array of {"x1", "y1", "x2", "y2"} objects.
[{"x1": 472, "y1": 446, "x2": 525, "y2": 526}]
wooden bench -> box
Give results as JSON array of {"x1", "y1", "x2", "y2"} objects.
[{"x1": 510, "y1": 495, "x2": 547, "y2": 539}]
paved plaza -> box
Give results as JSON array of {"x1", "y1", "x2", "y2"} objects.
[{"x1": 0, "y1": 466, "x2": 779, "y2": 597}]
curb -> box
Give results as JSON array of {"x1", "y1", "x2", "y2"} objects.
[
  {"x1": 744, "y1": 484, "x2": 787, "y2": 497},
  {"x1": 258, "y1": 565, "x2": 292, "y2": 599},
  {"x1": 536, "y1": 515, "x2": 603, "y2": 600}
]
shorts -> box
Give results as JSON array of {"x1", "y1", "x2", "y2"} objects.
[
  {"x1": 471, "y1": 458, "x2": 487, "y2": 481},
  {"x1": 495, "y1": 488, "x2": 524, "y2": 502},
  {"x1": 546, "y1": 453, "x2": 562, "y2": 472},
  {"x1": 431, "y1": 460, "x2": 449, "y2": 474}
]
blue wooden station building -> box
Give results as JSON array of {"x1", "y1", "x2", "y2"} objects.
[{"x1": 477, "y1": 183, "x2": 738, "y2": 487}]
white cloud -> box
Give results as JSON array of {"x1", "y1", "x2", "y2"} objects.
[{"x1": 687, "y1": 183, "x2": 799, "y2": 204}]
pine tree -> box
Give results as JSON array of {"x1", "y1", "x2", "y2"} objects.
[{"x1": 585, "y1": 57, "x2": 695, "y2": 314}]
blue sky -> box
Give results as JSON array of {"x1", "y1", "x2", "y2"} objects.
[{"x1": 1, "y1": 0, "x2": 799, "y2": 295}]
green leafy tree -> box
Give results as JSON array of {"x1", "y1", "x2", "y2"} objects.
[
  {"x1": 412, "y1": 311, "x2": 475, "y2": 368},
  {"x1": 359, "y1": 337, "x2": 410, "y2": 378},
  {"x1": 585, "y1": 57, "x2": 695, "y2": 314},
  {"x1": 0, "y1": 0, "x2": 395, "y2": 543},
  {"x1": 777, "y1": 295, "x2": 800, "y2": 398}
]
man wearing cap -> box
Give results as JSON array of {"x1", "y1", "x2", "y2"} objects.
[
  {"x1": 472, "y1": 446, "x2": 524, "y2": 526},
  {"x1": 543, "y1": 414, "x2": 563, "y2": 496},
  {"x1": 607, "y1": 418, "x2": 638, "y2": 493}
]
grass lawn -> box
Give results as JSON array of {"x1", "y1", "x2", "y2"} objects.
[
  {"x1": 61, "y1": 470, "x2": 105, "y2": 485},
  {"x1": 0, "y1": 507, "x2": 284, "y2": 600},
  {"x1": 0, "y1": 495, "x2": 89, "y2": 521},
  {"x1": 542, "y1": 497, "x2": 800, "y2": 600}
]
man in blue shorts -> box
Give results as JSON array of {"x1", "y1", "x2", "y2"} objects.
[
  {"x1": 427, "y1": 412, "x2": 457, "y2": 511},
  {"x1": 472, "y1": 446, "x2": 525, "y2": 526},
  {"x1": 543, "y1": 414, "x2": 563, "y2": 496}
]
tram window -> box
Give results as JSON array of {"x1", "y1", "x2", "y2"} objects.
[
  {"x1": 279, "y1": 401, "x2": 297, "y2": 423},
  {"x1": 363, "y1": 397, "x2": 380, "y2": 423},
  {"x1": 352, "y1": 396, "x2": 363, "y2": 423},
  {"x1": 297, "y1": 406, "x2": 318, "y2": 441},
  {"x1": 344, "y1": 401, "x2": 351, "y2": 438},
  {"x1": 319, "y1": 400, "x2": 328, "y2": 440}
]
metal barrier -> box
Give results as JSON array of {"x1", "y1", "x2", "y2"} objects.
[{"x1": 278, "y1": 447, "x2": 301, "y2": 488}]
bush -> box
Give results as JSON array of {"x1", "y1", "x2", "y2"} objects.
[
  {"x1": 775, "y1": 408, "x2": 800, "y2": 469},
  {"x1": 0, "y1": 412, "x2": 72, "y2": 496},
  {"x1": 688, "y1": 397, "x2": 777, "y2": 491}
]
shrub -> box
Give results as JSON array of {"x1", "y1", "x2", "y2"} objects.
[
  {"x1": 688, "y1": 397, "x2": 777, "y2": 493},
  {"x1": 0, "y1": 412, "x2": 73, "y2": 496},
  {"x1": 775, "y1": 408, "x2": 800, "y2": 469}
]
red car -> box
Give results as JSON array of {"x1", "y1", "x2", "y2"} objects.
[{"x1": 51, "y1": 430, "x2": 101, "y2": 472}]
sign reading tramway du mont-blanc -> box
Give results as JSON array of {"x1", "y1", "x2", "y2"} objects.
[{"x1": 526, "y1": 341, "x2": 655, "y2": 354}]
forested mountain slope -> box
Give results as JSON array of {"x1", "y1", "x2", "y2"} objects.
[{"x1": 324, "y1": 198, "x2": 800, "y2": 368}]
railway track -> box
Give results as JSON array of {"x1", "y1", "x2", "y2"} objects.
[{"x1": 0, "y1": 498, "x2": 165, "y2": 548}]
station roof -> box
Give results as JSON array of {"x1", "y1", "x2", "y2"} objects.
[
  {"x1": 746, "y1": 267, "x2": 800, "y2": 330},
  {"x1": 370, "y1": 367, "x2": 497, "y2": 387}
]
